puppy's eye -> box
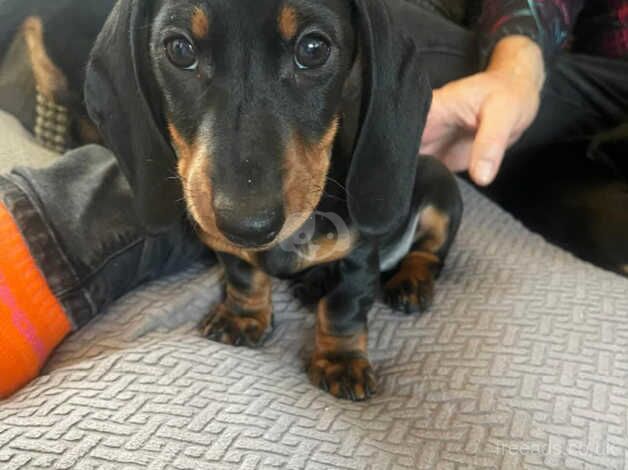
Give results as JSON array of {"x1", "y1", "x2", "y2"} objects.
[
  {"x1": 294, "y1": 34, "x2": 331, "y2": 70},
  {"x1": 165, "y1": 37, "x2": 198, "y2": 70}
]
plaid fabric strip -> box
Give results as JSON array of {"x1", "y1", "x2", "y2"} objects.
[
  {"x1": 477, "y1": 0, "x2": 628, "y2": 60},
  {"x1": 475, "y1": 0, "x2": 584, "y2": 62}
]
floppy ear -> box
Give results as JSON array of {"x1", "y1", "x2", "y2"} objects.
[
  {"x1": 347, "y1": 0, "x2": 432, "y2": 236},
  {"x1": 84, "y1": 0, "x2": 183, "y2": 233}
]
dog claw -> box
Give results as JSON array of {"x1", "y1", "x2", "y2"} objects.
[
  {"x1": 201, "y1": 303, "x2": 271, "y2": 347},
  {"x1": 308, "y1": 352, "x2": 377, "y2": 401},
  {"x1": 384, "y1": 278, "x2": 434, "y2": 315}
]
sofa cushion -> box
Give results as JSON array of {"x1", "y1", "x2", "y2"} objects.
[{"x1": 1, "y1": 111, "x2": 627, "y2": 469}]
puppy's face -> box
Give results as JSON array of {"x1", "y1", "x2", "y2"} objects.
[{"x1": 150, "y1": 0, "x2": 356, "y2": 250}]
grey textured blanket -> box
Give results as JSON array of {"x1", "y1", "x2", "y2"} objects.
[{"x1": 1, "y1": 111, "x2": 627, "y2": 469}]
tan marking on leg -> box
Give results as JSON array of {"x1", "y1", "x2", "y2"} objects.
[
  {"x1": 225, "y1": 270, "x2": 272, "y2": 315},
  {"x1": 386, "y1": 252, "x2": 439, "y2": 288},
  {"x1": 21, "y1": 17, "x2": 68, "y2": 100},
  {"x1": 281, "y1": 118, "x2": 339, "y2": 241},
  {"x1": 191, "y1": 6, "x2": 210, "y2": 39},
  {"x1": 309, "y1": 299, "x2": 375, "y2": 400},
  {"x1": 316, "y1": 298, "x2": 332, "y2": 337},
  {"x1": 224, "y1": 270, "x2": 272, "y2": 330},
  {"x1": 384, "y1": 251, "x2": 439, "y2": 313},
  {"x1": 417, "y1": 205, "x2": 450, "y2": 253},
  {"x1": 621, "y1": 265, "x2": 628, "y2": 276},
  {"x1": 312, "y1": 332, "x2": 368, "y2": 358},
  {"x1": 278, "y1": 5, "x2": 298, "y2": 41},
  {"x1": 202, "y1": 270, "x2": 272, "y2": 345},
  {"x1": 315, "y1": 299, "x2": 367, "y2": 352}
]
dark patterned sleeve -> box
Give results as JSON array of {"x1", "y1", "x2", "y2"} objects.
[{"x1": 473, "y1": 0, "x2": 585, "y2": 65}]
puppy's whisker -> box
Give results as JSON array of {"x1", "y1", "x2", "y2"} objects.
[
  {"x1": 322, "y1": 192, "x2": 346, "y2": 202},
  {"x1": 166, "y1": 169, "x2": 185, "y2": 183},
  {"x1": 326, "y1": 177, "x2": 347, "y2": 193},
  {"x1": 198, "y1": 86, "x2": 213, "y2": 101}
]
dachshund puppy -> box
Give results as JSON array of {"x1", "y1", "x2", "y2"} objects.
[{"x1": 84, "y1": 0, "x2": 464, "y2": 401}]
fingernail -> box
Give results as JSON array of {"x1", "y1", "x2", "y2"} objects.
[{"x1": 474, "y1": 159, "x2": 495, "y2": 186}]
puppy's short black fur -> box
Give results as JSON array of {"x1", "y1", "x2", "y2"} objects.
[{"x1": 2, "y1": 0, "x2": 463, "y2": 401}]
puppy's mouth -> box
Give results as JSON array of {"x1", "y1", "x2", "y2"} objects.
[{"x1": 221, "y1": 235, "x2": 278, "y2": 250}]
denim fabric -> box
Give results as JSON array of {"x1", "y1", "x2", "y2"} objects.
[{"x1": 1, "y1": 146, "x2": 211, "y2": 328}]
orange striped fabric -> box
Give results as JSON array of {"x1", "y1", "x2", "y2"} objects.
[{"x1": 0, "y1": 201, "x2": 71, "y2": 399}]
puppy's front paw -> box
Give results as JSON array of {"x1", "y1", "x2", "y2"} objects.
[
  {"x1": 384, "y1": 275, "x2": 434, "y2": 314},
  {"x1": 384, "y1": 251, "x2": 439, "y2": 314},
  {"x1": 308, "y1": 351, "x2": 377, "y2": 401},
  {"x1": 201, "y1": 303, "x2": 272, "y2": 347}
]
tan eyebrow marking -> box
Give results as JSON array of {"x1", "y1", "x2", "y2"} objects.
[
  {"x1": 278, "y1": 5, "x2": 298, "y2": 41},
  {"x1": 191, "y1": 6, "x2": 210, "y2": 39}
]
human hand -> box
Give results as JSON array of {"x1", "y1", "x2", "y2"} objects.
[{"x1": 420, "y1": 36, "x2": 545, "y2": 186}]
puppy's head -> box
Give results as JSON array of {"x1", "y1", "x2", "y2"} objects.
[
  {"x1": 86, "y1": 0, "x2": 431, "y2": 241},
  {"x1": 151, "y1": 0, "x2": 355, "y2": 249}
]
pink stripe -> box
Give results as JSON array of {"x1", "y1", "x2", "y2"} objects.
[
  {"x1": 0, "y1": 271, "x2": 46, "y2": 363},
  {"x1": 490, "y1": 15, "x2": 514, "y2": 34},
  {"x1": 618, "y1": 3, "x2": 628, "y2": 23}
]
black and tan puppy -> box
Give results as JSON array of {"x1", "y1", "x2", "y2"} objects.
[
  {"x1": 5, "y1": 0, "x2": 463, "y2": 401},
  {"x1": 85, "y1": 0, "x2": 463, "y2": 401}
]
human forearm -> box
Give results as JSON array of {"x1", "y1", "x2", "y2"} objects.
[
  {"x1": 421, "y1": 35, "x2": 545, "y2": 185},
  {"x1": 473, "y1": 0, "x2": 585, "y2": 65}
]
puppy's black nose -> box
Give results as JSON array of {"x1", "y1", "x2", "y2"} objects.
[{"x1": 215, "y1": 206, "x2": 284, "y2": 248}]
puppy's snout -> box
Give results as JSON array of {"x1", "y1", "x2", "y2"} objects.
[{"x1": 214, "y1": 199, "x2": 284, "y2": 248}]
